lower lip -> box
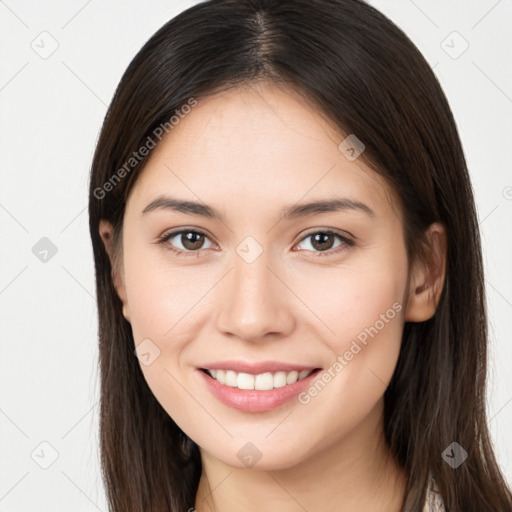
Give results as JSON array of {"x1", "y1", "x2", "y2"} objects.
[{"x1": 198, "y1": 369, "x2": 322, "y2": 413}]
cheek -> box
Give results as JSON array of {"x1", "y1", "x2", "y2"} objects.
[
  {"x1": 302, "y1": 255, "x2": 407, "y2": 423},
  {"x1": 290, "y1": 244, "x2": 408, "y2": 417},
  {"x1": 292, "y1": 243, "x2": 408, "y2": 355},
  {"x1": 121, "y1": 243, "x2": 202, "y2": 421},
  {"x1": 122, "y1": 238, "x2": 212, "y2": 344}
]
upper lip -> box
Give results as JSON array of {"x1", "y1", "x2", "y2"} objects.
[{"x1": 199, "y1": 360, "x2": 320, "y2": 375}]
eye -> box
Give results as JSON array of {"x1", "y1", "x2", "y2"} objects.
[
  {"x1": 294, "y1": 230, "x2": 354, "y2": 256},
  {"x1": 158, "y1": 228, "x2": 354, "y2": 258},
  {"x1": 159, "y1": 229, "x2": 214, "y2": 257}
]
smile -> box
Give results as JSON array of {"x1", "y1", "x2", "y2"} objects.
[
  {"x1": 203, "y1": 368, "x2": 316, "y2": 390},
  {"x1": 198, "y1": 366, "x2": 323, "y2": 413}
]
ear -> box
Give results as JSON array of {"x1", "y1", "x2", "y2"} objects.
[
  {"x1": 404, "y1": 222, "x2": 447, "y2": 322},
  {"x1": 99, "y1": 219, "x2": 131, "y2": 322}
]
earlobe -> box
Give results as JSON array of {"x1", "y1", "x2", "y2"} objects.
[
  {"x1": 404, "y1": 223, "x2": 447, "y2": 322},
  {"x1": 98, "y1": 219, "x2": 131, "y2": 322}
]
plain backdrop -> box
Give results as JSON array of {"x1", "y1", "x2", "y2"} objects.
[{"x1": 1, "y1": 1, "x2": 511, "y2": 510}]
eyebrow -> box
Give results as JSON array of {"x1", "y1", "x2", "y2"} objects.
[{"x1": 141, "y1": 194, "x2": 375, "y2": 221}]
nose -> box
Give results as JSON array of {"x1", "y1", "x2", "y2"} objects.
[{"x1": 215, "y1": 249, "x2": 295, "y2": 343}]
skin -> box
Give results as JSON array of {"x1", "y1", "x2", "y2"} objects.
[{"x1": 100, "y1": 81, "x2": 447, "y2": 512}]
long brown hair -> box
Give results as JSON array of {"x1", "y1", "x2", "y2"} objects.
[{"x1": 88, "y1": 1, "x2": 512, "y2": 510}]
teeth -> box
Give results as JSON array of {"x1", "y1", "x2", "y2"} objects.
[
  {"x1": 225, "y1": 370, "x2": 238, "y2": 387},
  {"x1": 255, "y1": 372, "x2": 273, "y2": 390},
  {"x1": 286, "y1": 371, "x2": 299, "y2": 384},
  {"x1": 206, "y1": 368, "x2": 315, "y2": 390},
  {"x1": 298, "y1": 369, "x2": 311, "y2": 380},
  {"x1": 238, "y1": 372, "x2": 254, "y2": 389}
]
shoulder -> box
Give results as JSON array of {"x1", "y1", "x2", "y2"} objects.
[{"x1": 422, "y1": 476, "x2": 445, "y2": 512}]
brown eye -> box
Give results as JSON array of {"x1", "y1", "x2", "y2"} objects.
[
  {"x1": 179, "y1": 231, "x2": 206, "y2": 250},
  {"x1": 310, "y1": 233, "x2": 336, "y2": 251},
  {"x1": 295, "y1": 230, "x2": 354, "y2": 256},
  {"x1": 161, "y1": 229, "x2": 214, "y2": 255}
]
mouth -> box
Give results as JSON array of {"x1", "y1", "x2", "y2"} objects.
[
  {"x1": 200, "y1": 367, "x2": 322, "y2": 390},
  {"x1": 198, "y1": 366, "x2": 323, "y2": 413}
]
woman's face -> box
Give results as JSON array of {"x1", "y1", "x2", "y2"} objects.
[{"x1": 113, "y1": 82, "x2": 413, "y2": 469}]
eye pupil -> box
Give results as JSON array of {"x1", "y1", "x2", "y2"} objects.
[
  {"x1": 182, "y1": 232, "x2": 204, "y2": 250},
  {"x1": 311, "y1": 233, "x2": 335, "y2": 251}
]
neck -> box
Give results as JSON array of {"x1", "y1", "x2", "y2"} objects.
[{"x1": 194, "y1": 400, "x2": 408, "y2": 512}]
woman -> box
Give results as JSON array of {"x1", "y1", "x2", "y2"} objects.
[{"x1": 88, "y1": 0, "x2": 512, "y2": 510}]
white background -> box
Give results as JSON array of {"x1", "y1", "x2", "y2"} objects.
[{"x1": 0, "y1": 1, "x2": 511, "y2": 510}]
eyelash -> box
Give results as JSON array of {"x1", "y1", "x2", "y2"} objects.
[{"x1": 157, "y1": 228, "x2": 355, "y2": 258}]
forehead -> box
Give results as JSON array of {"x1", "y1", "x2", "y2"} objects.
[{"x1": 127, "y1": 83, "x2": 399, "y2": 221}]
